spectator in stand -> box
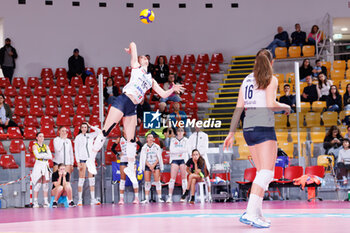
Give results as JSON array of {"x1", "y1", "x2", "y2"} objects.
[
  {"x1": 103, "y1": 77, "x2": 120, "y2": 105},
  {"x1": 312, "y1": 60, "x2": 328, "y2": 78},
  {"x1": 343, "y1": 84, "x2": 350, "y2": 111},
  {"x1": 53, "y1": 126, "x2": 74, "y2": 174},
  {"x1": 326, "y1": 85, "x2": 342, "y2": 112},
  {"x1": 137, "y1": 99, "x2": 151, "y2": 125},
  {"x1": 163, "y1": 126, "x2": 176, "y2": 149},
  {"x1": 51, "y1": 163, "x2": 76, "y2": 208},
  {"x1": 0, "y1": 94, "x2": 20, "y2": 131},
  {"x1": 0, "y1": 38, "x2": 18, "y2": 83},
  {"x1": 154, "y1": 56, "x2": 169, "y2": 84},
  {"x1": 266, "y1": 26, "x2": 290, "y2": 57},
  {"x1": 306, "y1": 25, "x2": 323, "y2": 45},
  {"x1": 146, "y1": 54, "x2": 155, "y2": 75},
  {"x1": 291, "y1": 23, "x2": 306, "y2": 47},
  {"x1": 344, "y1": 125, "x2": 350, "y2": 139},
  {"x1": 159, "y1": 102, "x2": 169, "y2": 124},
  {"x1": 299, "y1": 59, "x2": 313, "y2": 81},
  {"x1": 323, "y1": 125, "x2": 343, "y2": 158},
  {"x1": 279, "y1": 84, "x2": 296, "y2": 113},
  {"x1": 316, "y1": 73, "x2": 332, "y2": 101},
  {"x1": 160, "y1": 74, "x2": 182, "y2": 103},
  {"x1": 169, "y1": 102, "x2": 191, "y2": 136},
  {"x1": 337, "y1": 138, "x2": 350, "y2": 185},
  {"x1": 301, "y1": 75, "x2": 318, "y2": 103},
  {"x1": 68, "y1": 48, "x2": 86, "y2": 84}
]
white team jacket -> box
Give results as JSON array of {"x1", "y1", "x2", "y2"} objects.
[
  {"x1": 169, "y1": 137, "x2": 189, "y2": 163},
  {"x1": 53, "y1": 137, "x2": 74, "y2": 165},
  {"x1": 140, "y1": 143, "x2": 164, "y2": 171}
]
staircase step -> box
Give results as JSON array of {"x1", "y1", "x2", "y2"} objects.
[
  {"x1": 228, "y1": 64, "x2": 254, "y2": 69},
  {"x1": 228, "y1": 68, "x2": 253, "y2": 74},
  {"x1": 232, "y1": 55, "x2": 256, "y2": 60},
  {"x1": 224, "y1": 73, "x2": 249, "y2": 77},
  {"x1": 230, "y1": 59, "x2": 255, "y2": 64}
]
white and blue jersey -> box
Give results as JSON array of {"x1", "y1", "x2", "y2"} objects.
[{"x1": 123, "y1": 67, "x2": 153, "y2": 104}]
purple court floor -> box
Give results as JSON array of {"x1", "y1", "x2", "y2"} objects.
[{"x1": 1, "y1": 201, "x2": 350, "y2": 233}]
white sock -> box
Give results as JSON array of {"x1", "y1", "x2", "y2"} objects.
[
  {"x1": 256, "y1": 196, "x2": 264, "y2": 217},
  {"x1": 134, "y1": 192, "x2": 139, "y2": 199},
  {"x1": 158, "y1": 196, "x2": 162, "y2": 201},
  {"x1": 44, "y1": 197, "x2": 48, "y2": 204},
  {"x1": 78, "y1": 191, "x2": 83, "y2": 200},
  {"x1": 90, "y1": 191, "x2": 95, "y2": 200},
  {"x1": 169, "y1": 194, "x2": 172, "y2": 198},
  {"x1": 246, "y1": 194, "x2": 261, "y2": 216},
  {"x1": 120, "y1": 194, "x2": 124, "y2": 199},
  {"x1": 69, "y1": 199, "x2": 73, "y2": 202},
  {"x1": 145, "y1": 194, "x2": 149, "y2": 201},
  {"x1": 34, "y1": 198, "x2": 38, "y2": 203}
]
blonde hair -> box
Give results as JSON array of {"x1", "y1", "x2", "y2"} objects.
[{"x1": 253, "y1": 49, "x2": 273, "y2": 89}]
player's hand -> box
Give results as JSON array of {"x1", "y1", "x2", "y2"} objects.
[
  {"x1": 284, "y1": 105, "x2": 291, "y2": 115},
  {"x1": 223, "y1": 132, "x2": 235, "y2": 151},
  {"x1": 125, "y1": 48, "x2": 131, "y2": 54},
  {"x1": 172, "y1": 84, "x2": 185, "y2": 94}
]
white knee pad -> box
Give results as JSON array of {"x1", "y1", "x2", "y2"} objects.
[
  {"x1": 132, "y1": 182, "x2": 139, "y2": 190},
  {"x1": 253, "y1": 169, "x2": 274, "y2": 190},
  {"x1": 168, "y1": 179, "x2": 175, "y2": 190},
  {"x1": 120, "y1": 179, "x2": 126, "y2": 191},
  {"x1": 34, "y1": 183, "x2": 42, "y2": 192},
  {"x1": 89, "y1": 177, "x2": 95, "y2": 187},
  {"x1": 182, "y1": 179, "x2": 187, "y2": 192},
  {"x1": 145, "y1": 181, "x2": 151, "y2": 191},
  {"x1": 155, "y1": 181, "x2": 161, "y2": 191},
  {"x1": 42, "y1": 183, "x2": 49, "y2": 192},
  {"x1": 126, "y1": 142, "x2": 136, "y2": 159},
  {"x1": 78, "y1": 178, "x2": 85, "y2": 187}
]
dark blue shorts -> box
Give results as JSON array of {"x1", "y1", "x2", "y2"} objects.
[
  {"x1": 243, "y1": 127, "x2": 276, "y2": 146},
  {"x1": 120, "y1": 162, "x2": 128, "y2": 167},
  {"x1": 79, "y1": 160, "x2": 87, "y2": 163},
  {"x1": 145, "y1": 164, "x2": 160, "y2": 171},
  {"x1": 171, "y1": 159, "x2": 185, "y2": 166},
  {"x1": 111, "y1": 94, "x2": 137, "y2": 117}
]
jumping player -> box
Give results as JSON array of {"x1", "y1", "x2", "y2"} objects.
[
  {"x1": 223, "y1": 49, "x2": 291, "y2": 228},
  {"x1": 91, "y1": 42, "x2": 184, "y2": 189}
]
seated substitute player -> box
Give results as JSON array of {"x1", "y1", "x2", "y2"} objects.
[{"x1": 51, "y1": 163, "x2": 75, "y2": 208}]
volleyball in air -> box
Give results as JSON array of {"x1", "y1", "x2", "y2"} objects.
[{"x1": 139, "y1": 9, "x2": 155, "y2": 24}]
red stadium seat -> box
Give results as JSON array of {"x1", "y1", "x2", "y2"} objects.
[
  {"x1": 0, "y1": 154, "x2": 19, "y2": 169},
  {"x1": 29, "y1": 105, "x2": 44, "y2": 117},
  {"x1": 0, "y1": 77, "x2": 10, "y2": 88},
  {"x1": 111, "y1": 66, "x2": 123, "y2": 77},
  {"x1": 195, "y1": 81, "x2": 208, "y2": 91},
  {"x1": 196, "y1": 54, "x2": 210, "y2": 64},
  {"x1": 74, "y1": 95, "x2": 88, "y2": 106},
  {"x1": 198, "y1": 72, "x2": 211, "y2": 82},
  {"x1": 56, "y1": 114, "x2": 71, "y2": 127},
  {"x1": 92, "y1": 86, "x2": 99, "y2": 95},
  {"x1": 276, "y1": 166, "x2": 304, "y2": 185},
  {"x1": 194, "y1": 91, "x2": 208, "y2": 102},
  {"x1": 181, "y1": 91, "x2": 193, "y2": 102},
  {"x1": 14, "y1": 96, "x2": 28, "y2": 107},
  {"x1": 41, "y1": 68, "x2": 54, "y2": 78},
  {"x1": 70, "y1": 76, "x2": 83, "y2": 87},
  {"x1": 45, "y1": 104, "x2": 59, "y2": 116},
  {"x1": 44, "y1": 95, "x2": 58, "y2": 107},
  {"x1": 72, "y1": 115, "x2": 86, "y2": 127},
  {"x1": 4, "y1": 96, "x2": 13, "y2": 107},
  {"x1": 124, "y1": 66, "x2": 132, "y2": 77},
  {"x1": 59, "y1": 95, "x2": 73, "y2": 106},
  {"x1": 40, "y1": 125, "x2": 56, "y2": 138},
  {"x1": 179, "y1": 64, "x2": 193, "y2": 75},
  {"x1": 42, "y1": 76, "x2": 55, "y2": 88},
  {"x1": 89, "y1": 115, "x2": 101, "y2": 126},
  {"x1": 210, "y1": 53, "x2": 224, "y2": 64},
  {"x1": 48, "y1": 139, "x2": 55, "y2": 153},
  {"x1": 92, "y1": 104, "x2": 104, "y2": 116},
  {"x1": 183, "y1": 80, "x2": 194, "y2": 92},
  {"x1": 12, "y1": 77, "x2": 25, "y2": 88},
  {"x1": 34, "y1": 86, "x2": 47, "y2": 97},
  {"x1": 0, "y1": 127, "x2": 7, "y2": 140},
  {"x1": 55, "y1": 67, "x2": 67, "y2": 78},
  {"x1": 106, "y1": 139, "x2": 118, "y2": 151},
  {"x1": 73, "y1": 126, "x2": 80, "y2": 138},
  {"x1": 85, "y1": 67, "x2": 96, "y2": 77},
  {"x1": 63, "y1": 85, "x2": 77, "y2": 96},
  {"x1": 305, "y1": 165, "x2": 325, "y2": 178},
  {"x1": 4, "y1": 85, "x2": 17, "y2": 97},
  {"x1": 97, "y1": 67, "x2": 109, "y2": 77},
  {"x1": 89, "y1": 95, "x2": 99, "y2": 106},
  {"x1": 8, "y1": 127, "x2": 23, "y2": 139},
  {"x1": 40, "y1": 115, "x2": 55, "y2": 127},
  {"x1": 14, "y1": 105, "x2": 28, "y2": 117},
  {"x1": 114, "y1": 75, "x2": 126, "y2": 86},
  {"x1": 138, "y1": 123, "x2": 147, "y2": 136},
  {"x1": 193, "y1": 63, "x2": 206, "y2": 74},
  {"x1": 169, "y1": 64, "x2": 178, "y2": 74},
  {"x1": 169, "y1": 55, "x2": 182, "y2": 65},
  {"x1": 85, "y1": 76, "x2": 97, "y2": 87},
  {"x1": 185, "y1": 72, "x2": 197, "y2": 83},
  {"x1": 27, "y1": 77, "x2": 40, "y2": 88},
  {"x1": 19, "y1": 86, "x2": 32, "y2": 97},
  {"x1": 25, "y1": 153, "x2": 36, "y2": 167},
  {"x1": 236, "y1": 167, "x2": 257, "y2": 188},
  {"x1": 78, "y1": 85, "x2": 91, "y2": 96},
  {"x1": 105, "y1": 151, "x2": 117, "y2": 165},
  {"x1": 56, "y1": 76, "x2": 69, "y2": 87},
  {"x1": 11, "y1": 115, "x2": 23, "y2": 128},
  {"x1": 30, "y1": 96, "x2": 43, "y2": 107},
  {"x1": 207, "y1": 63, "x2": 220, "y2": 73},
  {"x1": 185, "y1": 101, "x2": 198, "y2": 112},
  {"x1": 0, "y1": 141, "x2": 6, "y2": 154},
  {"x1": 24, "y1": 115, "x2": 39, "y2": 127},
  {"x1": 60, "y1": 104, "x2": 75, "y2": 116},
  {"x1": 23, "y1": 126, "x2": 38, "y2": 139},
  {"x1": 76, "y1": 104, "x2": 90, "y2": 116},
  {"x1": 9, "y1": 139, "x2": 26, "y2": 153},
  {"x1": 161, "y1": 151, "x2": 170, "y2": 165},
  {"x1": 108, "y1": 125, "x2": 121, "y2": 138},
  {"x1": 183, "y1": 54, "x2": 196, "y2": 64}
]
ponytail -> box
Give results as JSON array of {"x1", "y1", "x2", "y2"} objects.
[{"x1": 253, "y1": 49, "x2": 273, "y2": 89}]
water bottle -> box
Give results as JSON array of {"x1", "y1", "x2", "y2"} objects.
[
  {"x1": 234, "y1": 188, "x2": 239, "y2": 199},
  {"x1": 348, "y1": 191, "x2": 350, "y2": 201}
]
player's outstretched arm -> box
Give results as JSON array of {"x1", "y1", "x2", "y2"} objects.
[
  {"x1": 152, "y1": 79, "x2": 185, "y2": 99},
  {"x1": 125, "y1": 42, "x2": 140, "y2": 68}
]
